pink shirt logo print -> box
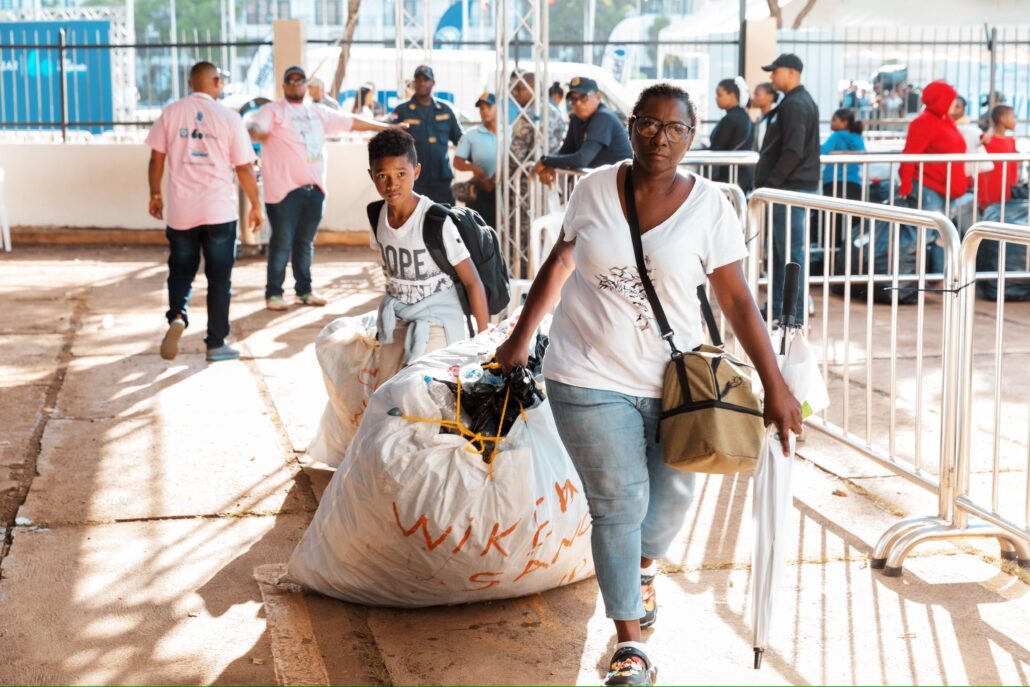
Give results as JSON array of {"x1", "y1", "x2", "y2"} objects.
[{"x1": 144, "y1": 92, "x2": 256, "y2": 230}]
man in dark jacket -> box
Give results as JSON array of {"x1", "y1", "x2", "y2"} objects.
[
  {"x1": 535, "y1": 76, "x2": 632, "y2": 177},
  {"x1": 755, "y1": 53, "x2": 820, "y2": 319}
]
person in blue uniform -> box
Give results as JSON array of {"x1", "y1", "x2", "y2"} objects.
[{"x1": 391, "y1": 65, "x2": 464, "y2": 204}]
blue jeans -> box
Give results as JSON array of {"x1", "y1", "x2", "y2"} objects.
[
  {"x1": 907, "y1": 183, "x2": 947, "y2": 275},
  {"x1": 265, "y1": 185, "x2": 325, "y2": 299},
  {"x1": 546, "y1": 379, "x2": 696, "y2": 621},
  {"x1": 165, "y1": 221, "x2": 237, "y2": 349},
  {"x1": 770, "y1": 201, "x2": 809, "y2": 320}
]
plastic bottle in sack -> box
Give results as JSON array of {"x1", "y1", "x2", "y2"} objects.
[
  {"x1": 424, "y1": 375, "x2": 455, "y2": 412},
  {"x1": 458, "y1": 363, "x2": 485, "y2": 384}
]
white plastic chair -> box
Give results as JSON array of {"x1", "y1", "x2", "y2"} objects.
[
  {"x1": 0, "y1": 168, "x2": 10, "y2": 251},
  {"x1": 502, "y1": 212, "x2": 566, "y2": 319},
  {"x1": 527, "y1": 211, "x2": 563, "y2": 278}
]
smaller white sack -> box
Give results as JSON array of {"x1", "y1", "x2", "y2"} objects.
[
  {"x1": 778, "y1": 335, "x2": 830, "y2": 419},
  {"x1": 754, "y1": 333, "x2": 830, "y2": 420},
  {"x1": 306, "y1": 312, "x2": 380, "y2": 468}
]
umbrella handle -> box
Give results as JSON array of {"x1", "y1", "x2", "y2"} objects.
[{"x1": 754, "y1": 647, "x2": 764, "y2": 669}]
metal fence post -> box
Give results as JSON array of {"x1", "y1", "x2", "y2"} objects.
[{"x1": 58, "y1": 28, "x2": 68, "y2": 142}]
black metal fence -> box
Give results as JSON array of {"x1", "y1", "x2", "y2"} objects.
[{"x1": 3, "y1": 24, "x2": 1028, "y2": 141}]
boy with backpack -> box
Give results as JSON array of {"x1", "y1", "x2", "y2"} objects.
[{"x1": 366, "y1": 129, "x2": 505, "y2": 386}]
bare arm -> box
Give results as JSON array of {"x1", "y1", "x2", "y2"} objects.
[
  {"x1": 453, "y1": 156, "x2": 486, "y2": 177},
  {"x1": 234, "y1": 163, "x2": 264, "y2": 232},
  {"x1": 709, "y1": 261, "x2": 802, "y2": 455},
  {"x1": 453, "y1": 258, "x2": 490, "y2": 333},
  {"x1": 148, "y1": 150, "x2": 166, "y2": 220},
  {"x1": 495, "y1": 232, "x2": 577, "y2": 369},
  {"x1": 351, "y1": 114, "x2": 393, "y2": 132}
]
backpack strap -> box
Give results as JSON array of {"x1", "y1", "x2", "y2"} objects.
[
  {"x1": 366, "y1": 200, "x2": 385, "y2": 240},
  {"x1": 424, "y1": 204, "x2": 475, "y2": 338}
]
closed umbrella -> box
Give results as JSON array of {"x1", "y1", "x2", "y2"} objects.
[{"x1": 751, "y1": 263, "x2": 830, "y2": 669}]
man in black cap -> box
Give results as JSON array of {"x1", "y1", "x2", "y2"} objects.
[
  {"x1": 391, "y1": 65, "x2": 464, "y2": 204},
  {"x1": 249, "y1": 65, "x2": 390, "y2": 311},
  {"x1": 754, "y1": 53, "x2": 820, "y2": 320},
  {"x1": 535, "y1": 75, "x2": 631, "y2": 177}
]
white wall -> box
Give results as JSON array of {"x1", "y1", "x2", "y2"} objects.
[{"x1": 0, "y1": 141, "x2": 382, "y2": 234}]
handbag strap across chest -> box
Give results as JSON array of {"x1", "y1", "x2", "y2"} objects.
[{"x1": 621, "y1": 164, "x2": 724, "y2": 357}]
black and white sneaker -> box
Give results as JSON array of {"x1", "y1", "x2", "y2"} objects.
[{"x1": 604, "y1": 646, "x2": 657, "y2": 686}]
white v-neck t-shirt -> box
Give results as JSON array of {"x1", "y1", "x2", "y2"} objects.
[{"x1": 543, "y1": 164, "x2": 748, "y2": 398}]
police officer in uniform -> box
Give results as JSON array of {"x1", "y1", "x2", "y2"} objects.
[{"x1": 391, "y1": 65, "x2": 463, "y2": 204}]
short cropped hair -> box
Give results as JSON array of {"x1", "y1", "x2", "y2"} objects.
[
  {"x1": 189, "y1": 61, "x2": 218, "y2": 80},
  {"x1": 368, "y1": 128, "x2": 418, "y2": 166},
  {"x1": 991, "y1": 104, "x2": 1014, "y2": 126},
  {"x1": 631, "y1": 82, "x2": 698, "y2": 128}
]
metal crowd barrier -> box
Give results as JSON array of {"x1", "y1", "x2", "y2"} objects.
[
  {"x1": 820, "y1": 152, "x2": 1030, "y2": 233},
  {"x1": 874, "y1": 220, "x2": 1030, "y2": 574},
  {"x1": 748, "y1": 191, "x2": 962, "y2": 529}
]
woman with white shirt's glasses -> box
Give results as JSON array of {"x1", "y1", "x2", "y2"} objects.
[{"x1": 495, "y1": 83, "x2": 801, "y2": 687}]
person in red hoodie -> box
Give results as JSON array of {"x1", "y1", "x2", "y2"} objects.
[{"x1": 897, "y1": 80, "x2": 969, "y2": 273}]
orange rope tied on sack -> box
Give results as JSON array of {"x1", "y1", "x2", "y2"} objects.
[{"x1": 397, "y1": 371, "x2": 524, "y2": 480}]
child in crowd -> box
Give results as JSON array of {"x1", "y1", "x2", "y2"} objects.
[
  {"x1": 820, "y1": 107, "x2": 866, "y2": 201},
  {"x1": 978, "y1": 104, "x2": 1019, "y2": 210},
  {"x1": 366, "y1": 128, "x2": 489, "y2": 387}
]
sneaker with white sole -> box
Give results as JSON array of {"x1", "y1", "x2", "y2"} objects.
[
  {"x1": 206, "y1": 344, "x2": 241, "y2": 362},
  {"x1": 160, "y1": 319, "x2": 186, "y2": 361},
  {"x1": 297, "y1": 291, "x2": 327, "y2": 307},
  {"x1": 266, "y1": 296, "x2": 288, "y2": 311}
]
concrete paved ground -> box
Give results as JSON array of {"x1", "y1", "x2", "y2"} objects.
[{"x1": 1, "y1": 246, "x2": 1028, "y2": 686}]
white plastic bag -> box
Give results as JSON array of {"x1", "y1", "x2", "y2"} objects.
[
  {"x1": 305, "y1": 313, "x2": 380, "y2": 468},
  {"x1": 287, "y1": 322, "x2": 596, "y2": 607}
]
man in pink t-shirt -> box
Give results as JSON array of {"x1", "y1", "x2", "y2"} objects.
[
  {"x1": 146, "y1": 61, "x2": 263, "y2": 363},
  {"x1": 249, "y1": 65, "x2": 391, "y2": 311}
]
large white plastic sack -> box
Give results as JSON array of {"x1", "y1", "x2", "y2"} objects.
[
  {"x1": 306, "y1": 312, "x2": 380, "y2": 468},
  {"x1": 287, "y1": 322, "x2": 596, "y2": 607}
]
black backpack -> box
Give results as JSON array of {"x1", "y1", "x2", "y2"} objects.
[{"x1": 367, "y1": 201, "x2": 511, "y2": 334}]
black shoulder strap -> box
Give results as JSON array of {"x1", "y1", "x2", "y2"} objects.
[
  {"x1": 424, "y1": 204, "x2": 475, "y2": 337},
  {"x1": 623, "y1": 166, "x2": 723, "y2": 352},
  {"x1": 366, "y1": 200, "x2": 385, "y2": 240},
  {"x1": 423, "y1": 204, "x2": 457, "y2": 279}
]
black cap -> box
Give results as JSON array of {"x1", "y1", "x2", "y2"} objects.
[
  {"x1": 762, "y1": 53, "x2": 803, "y2": 73},
  {"x1": 567, "y1": 76, "x2": 598, "y2": 95},
  {"x1": 414, "y1": 65, "x2": 434, "y2": 80},
  {"x1": 283, "y1": 65, "x2": 306, "y2": 81},
  {"x1": 475, "y1": 92, "x2": 496, "y2": 107}
]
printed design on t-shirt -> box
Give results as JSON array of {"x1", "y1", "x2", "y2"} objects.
[
  {"x1": 378, "y1": 241, "x2": 453, "y2": 304},
  {"x1": 596, "y1": 260, "x2": 654, "y2": 331},
  {"x1": 289, "y1": 108, "x2": 325, "y2": 163}
]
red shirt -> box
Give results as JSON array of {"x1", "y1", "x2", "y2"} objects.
[{"x1": 976, "y1": 135, "x2": 1018, "y2": 209}]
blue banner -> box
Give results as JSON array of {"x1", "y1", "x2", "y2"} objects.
[{"x1": 0, "y1": 20, "x2": 114, "y2": 134}]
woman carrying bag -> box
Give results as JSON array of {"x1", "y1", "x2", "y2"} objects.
[{"x1": 495, "y1": 83, "x2": 801, "y2": 687}]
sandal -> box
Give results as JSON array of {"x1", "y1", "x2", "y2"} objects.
[
  {"x1": 640, "y1": 573, "x2": 658, "y2": 629},
  {"x1": 604, "y1": 646, "x2": 657, "y2": 686}
]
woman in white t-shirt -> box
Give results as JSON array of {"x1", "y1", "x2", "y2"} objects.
[{"x1": 496, "y1": 83, "x2": 801, "y2": 687}]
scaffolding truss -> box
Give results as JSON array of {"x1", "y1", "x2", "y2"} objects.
[{"x1": 494, "y1": 0, "x2": 548, "y2": 278}]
